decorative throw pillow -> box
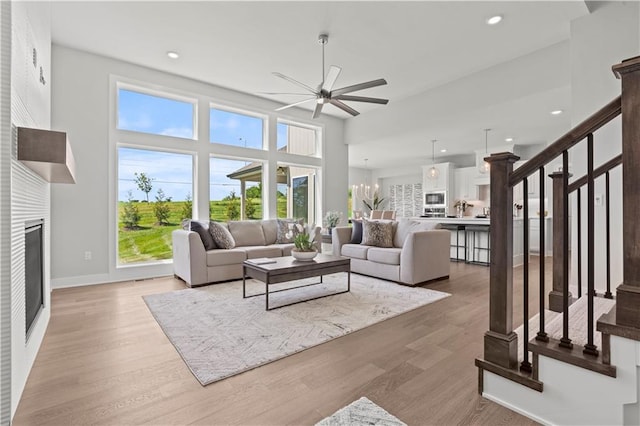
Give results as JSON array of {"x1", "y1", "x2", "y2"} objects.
[
  {"x1": 208, "y1": 221, "x2": 235, "y2": 249},
  {"x1": 360, "y1": 218, "x2": 394, "y2": 248},
  {"x1": 350, "y1": 219, "x2": 363, "y2": 244},
  {"x1": 276, "y1": 218, "x2": 304, "y2": 244},
  {"x1": 190, "y1": 221, "x2": 217, "y2": 250}
]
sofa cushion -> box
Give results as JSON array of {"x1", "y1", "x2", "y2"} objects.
[
  {"x1": 228, "y1": 220, "x2": 266, "y2": 247},
  {"x1": 261, "y1": 219, "x2": 278, "y2": 245},
  {"x1": 276, "y1": 218, "x2": 304, "y2": 243},
  {"x1": 393, "y1": 219, "x2": 439, "y2": 248},
  {"x1": 271, "y1": 243, "x2": 295, "y2": 256},
  {"x1": 206, "y1": 248, "x2": 246, "y2": 266},
  {"x1": 341, "y1": 243, "x2": 370, "y2": 260},
  {"x1": 367, "y1": 247, "x2": 402, "y2": 265},
  {"x1": 209, "y1": 222, "x2": 235, "y2": 249},
  {"x1": 361, "y1": 218, "x2": 394, "y2": 248},
  {"x1": 182, "y1": 220, "x2": 217, "y2": 250},
  {"x1": 242, "y1": 246, "x2": 283, "y2": 259},
  {"x1": 349, "y1": 219, "x2": 363, "y2": 244}
]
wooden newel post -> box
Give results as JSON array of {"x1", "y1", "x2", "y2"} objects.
[
  {"x1": 548, "y1": 171, "x2": 572, "y2": 313},
  {"x1": 484, "y1": 152, "x2": 520, "y2": 369},
  {"x1": 613, "y1": 57, "x2": 640, "y2": 328}
]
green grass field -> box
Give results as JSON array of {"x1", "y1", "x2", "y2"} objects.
[{"x1": 118, "y1": 199, "x2": 287, "y2": 264}]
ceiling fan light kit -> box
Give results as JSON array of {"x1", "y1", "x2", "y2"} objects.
[{"x1": 270, "y1": 34, "x2": 389, "y2": 119}]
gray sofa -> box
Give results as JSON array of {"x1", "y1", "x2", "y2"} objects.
[
  {"x1": 332, "y1": 219, "x2": 450, "y2": 286},
  {"x1": 172, "y1": 219, "x2": 321, "y2": 287}
]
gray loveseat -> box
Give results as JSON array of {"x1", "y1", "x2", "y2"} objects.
[
  {"x1": 172, "y1": 219, "x2": 321, "y2": 287},
  {"x1": 332, "y1": 219, "x2": 450, "y2": 286}
]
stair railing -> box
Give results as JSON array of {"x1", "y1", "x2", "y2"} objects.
[{"x1": 478, "y1": 55, "x2": 640, "y2": 386}]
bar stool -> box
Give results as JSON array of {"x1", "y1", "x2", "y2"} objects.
[
  {"x1": 440, "y1": 224, "x2": 466, "y2": 262},
  {"x1": 465, "y1": 225, "x2": 490, "y2": 266}
]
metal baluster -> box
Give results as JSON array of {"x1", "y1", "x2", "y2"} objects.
[
  {"x1": 584, "y1": 134, "x2": 598, "y2": 356},
  {"x1": 537, "y1": 166, "x2": 548, "y2": 342},
  {"x1": 577, "y1": 188, "x2": 582, "y2": 298},
  {"x1": 605, "y1": 171, "x2": 613, "y2": 299},
  {"x1": 521, "y1": 179, "x2": 532, "y2": 372},
  {"x1": 559, "y1": 150, "x2": 573, "y2": 349}
]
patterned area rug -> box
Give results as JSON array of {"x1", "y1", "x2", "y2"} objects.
[
  {"x1": 316, "y1": 397, "x2": 407, "y2": 426},
  {"x1": 144, "y1": 273, "x2": 450, "y2": 386}
]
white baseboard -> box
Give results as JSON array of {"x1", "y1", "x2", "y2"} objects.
[
  {"x1": 51, "y1": 263, "x2": 174, "y2": 288},
  {"x1": 482, "y1": 391, "x2": 550, "y2": 426}
]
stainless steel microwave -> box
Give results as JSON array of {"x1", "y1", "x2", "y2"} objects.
[{"x1": 424, "y1": 191, "x2": 446, "y2": 206}]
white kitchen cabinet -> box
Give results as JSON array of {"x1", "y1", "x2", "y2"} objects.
[
  {"x1": 453, "y1": 167, "x2": 477, "y2": 202},
  {"x1": 528, "y1": 217, "x2": 552, "y2": 256},
  {"x1": 422, "y1": 162, "x2": 453, "y2": 192}
]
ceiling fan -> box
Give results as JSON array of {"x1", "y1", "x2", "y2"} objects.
[{"x1": 267, "y1": 34, "x2": 389, "y2": 119}]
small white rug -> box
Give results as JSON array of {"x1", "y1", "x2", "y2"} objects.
[
  {"x1": 144, "y1": 273, "x2": 450, "y2": 385},
  {"x1": 316, "y1": 397, "x2": 406, "y2": 426}
]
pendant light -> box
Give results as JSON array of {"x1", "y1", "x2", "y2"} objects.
[
  {"x1": 478, "y1": 128, "x2": 491, "y2": 174},
  {"x1": 427, "y1": 139, "x2": 439, "y2": 180}
]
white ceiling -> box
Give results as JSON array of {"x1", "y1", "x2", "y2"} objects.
[{"x1": 50, "y1": 1, "x2": 590, "y2": 169}]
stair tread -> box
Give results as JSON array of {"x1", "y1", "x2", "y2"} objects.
[{"x1": 515, "y1": 296, "x2": 615, "y2": 362}]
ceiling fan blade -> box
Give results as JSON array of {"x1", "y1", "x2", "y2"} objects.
[
  {"x1": 275, "y1": 97, "x2": 316, "y2": 111},
  {"x1": 259, "y1": 92, "x2": 316, "y2": 96},
  {"x1": 272, "y1": 72, "x2": 317, "y2": 94},
  {"x1": 329, "y1": 99, "x2": 360, "y2": 117},
  {"x1": 331, "y1": 78, "x2": 387, "y2": 97},
  {"x1": 333, "y1": 95, "x2": 389, "y2": 105},
  {"x1": 312, "y1": 102, "x2": 324, "y2": 119},
  {"x1": 322, "y1": 65, "x2": 342, "y2": 93}
]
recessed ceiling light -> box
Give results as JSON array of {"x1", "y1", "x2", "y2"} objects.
[
  {"x1": 487, "y1": 15, "x2": 503, "y2": 25},
  {"x1": 505, "y1": 137, "x2": 513, "y2": 142},
  {"x1": 551, "y1": 109, "x2": 563, "y2": 115},
  {"x1": 167, "y1": 51, "x2": 180, "y2": 59},
  {"x1": 440, "y1": 149, "x2": 447, "y2": 153}
]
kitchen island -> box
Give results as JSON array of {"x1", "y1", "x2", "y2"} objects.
[{"x1": 412, "y1": 217, "x2": 526, "y2": 266}]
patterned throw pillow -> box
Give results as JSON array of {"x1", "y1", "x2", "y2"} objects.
[
  {"x1": 349, "y1": 219, "x2": 363, "y2": 244},
  {"x1": 360, "y1": 218, "x2": 394, "y2": 248},
  {"x1": 208, "y1": 221, "x2": 235, "y2": 249},
  {"x1": 276, "y1": 218, "x2": 304, "y2": 244}
]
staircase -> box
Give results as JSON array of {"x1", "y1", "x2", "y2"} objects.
[{"x1": 475, "y1": 56, "x2": 640, "y2": 425}]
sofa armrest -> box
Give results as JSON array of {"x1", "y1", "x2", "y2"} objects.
[
  {"x1": 172, "y1": 230, "x2": 208, "y2": 287},
  {"x1": 332, "y1": 226, "x2": 353, "y2": 256},
  {"x1": 400, "y1": 229, "x2": 450, "y2": 285}
]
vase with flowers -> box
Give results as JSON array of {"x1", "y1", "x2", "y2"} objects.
[
  {"x1": 287, "y1": 223, "x2": 318, "y2": 261},
  {"x1": 324, "y1": 211, "x2": 342, "y2": 235}
]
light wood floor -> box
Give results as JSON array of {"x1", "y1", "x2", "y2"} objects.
[{"x1": 13, "y1": 260, "x2": 544, "y2": 425}]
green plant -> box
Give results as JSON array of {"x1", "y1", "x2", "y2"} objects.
[
  {"x1": 226, "y1": 190, "x2": 240, "y2": 220},
  {"x1": 121, "y1": 190, "x2": 141, "y2": 229},
  {"x1": 181, "y1": 193, "x2": 193, "y2": 220},
  {"x1": 287, "y1": 223, "x2": 315, "y2": 252},
  {"x1": 153, "y1": 188, "x2": 172, "y2": 225},
  {"x1": 362, "y1": 191, "x2": 386, "y2": 211},
  {"x1": 134, "y1": 172, "x2": 154, "y2": 202},
  {"x1": 324, "y1": 211, "x2": 342, "y2": 228},
  {"x1": 245, "y1": 197, "x2": 257, "y2": 219}
]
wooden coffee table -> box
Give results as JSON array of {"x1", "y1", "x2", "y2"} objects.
[{"x1": 242, "y1": 254, "x2": 351, "y2": 310}]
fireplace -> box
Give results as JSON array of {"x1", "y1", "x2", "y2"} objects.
[{"x1": 25, "y1": 219, "x2": 44, "y2": 338}]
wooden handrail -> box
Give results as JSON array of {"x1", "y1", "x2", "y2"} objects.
[
  {"x1": 508, "y1": 96, "x2": 621, "y2": 187},
  {"x1": 568, "y1": 154, "x2": 623, "y2": 193}
]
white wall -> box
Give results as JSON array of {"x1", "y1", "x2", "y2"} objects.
[
  {"x1": 569, "y1": 1, "x2": 639, "y2": 293},
  {"x1": 50, "y1": 46, "x2": 347, "y2": 287},
  {"x1": 9, "y1": 0, "x2": 53, "y2": 418}
]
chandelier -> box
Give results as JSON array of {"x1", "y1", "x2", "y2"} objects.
[
  {"x1": 478, "y1": 129, "x2": 491, "y2": 174},
  {"x1": 426, "y1": 139, "x2": 439, "y2": 180},
  {"x1": 352, "y1": 159, "x2": 378, "y2": 202}
]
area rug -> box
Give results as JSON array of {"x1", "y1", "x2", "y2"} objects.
[
  {"x1": 316, "y1": 397, "x2": 406, "y2": 426},
  {"x1": 143, "y1": 273, "x2": 450, "y2": 385}
]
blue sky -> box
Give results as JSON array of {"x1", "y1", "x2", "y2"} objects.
[{"x1": 117, "y1": 88, "x2": 274, "y2": 201}]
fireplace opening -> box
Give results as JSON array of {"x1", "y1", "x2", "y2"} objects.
[{"x1": 25, "y1": 219, "x2": 44, "y2": 339}]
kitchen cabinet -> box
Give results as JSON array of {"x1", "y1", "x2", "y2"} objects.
[
  {"x1": 514, "y1": 161, "x2": 540, "y2": 202},
  {"x1": 454, "y1": 167, "x2": 477, "y2": 202},
  {"x1": 528, "y1": 217, "x2": 552, "y2": 256},
  {"x1": 422, "y1": 162, "x2": 453, "y2": 192}
]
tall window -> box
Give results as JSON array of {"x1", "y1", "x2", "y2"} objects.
[
  {"x1": 277, "y1": 122, "x2": 318, "y2": 156},
  {"x1": 210, "y1": 157, "x2": 263, "y2": 221},
  {"x1": 210, "y1": 107, "x2": 264, "y2": 149},
  {"x1": 117, "y1": 148, "x2": 193, "y2": 264},
  {"x1": 118, "y1": 88, "x2": 195, "y2": 139}
]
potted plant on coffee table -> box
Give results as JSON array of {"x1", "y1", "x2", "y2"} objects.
[{"x1": 288, "y1": 225, "x2": 318, "y2": 261}]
